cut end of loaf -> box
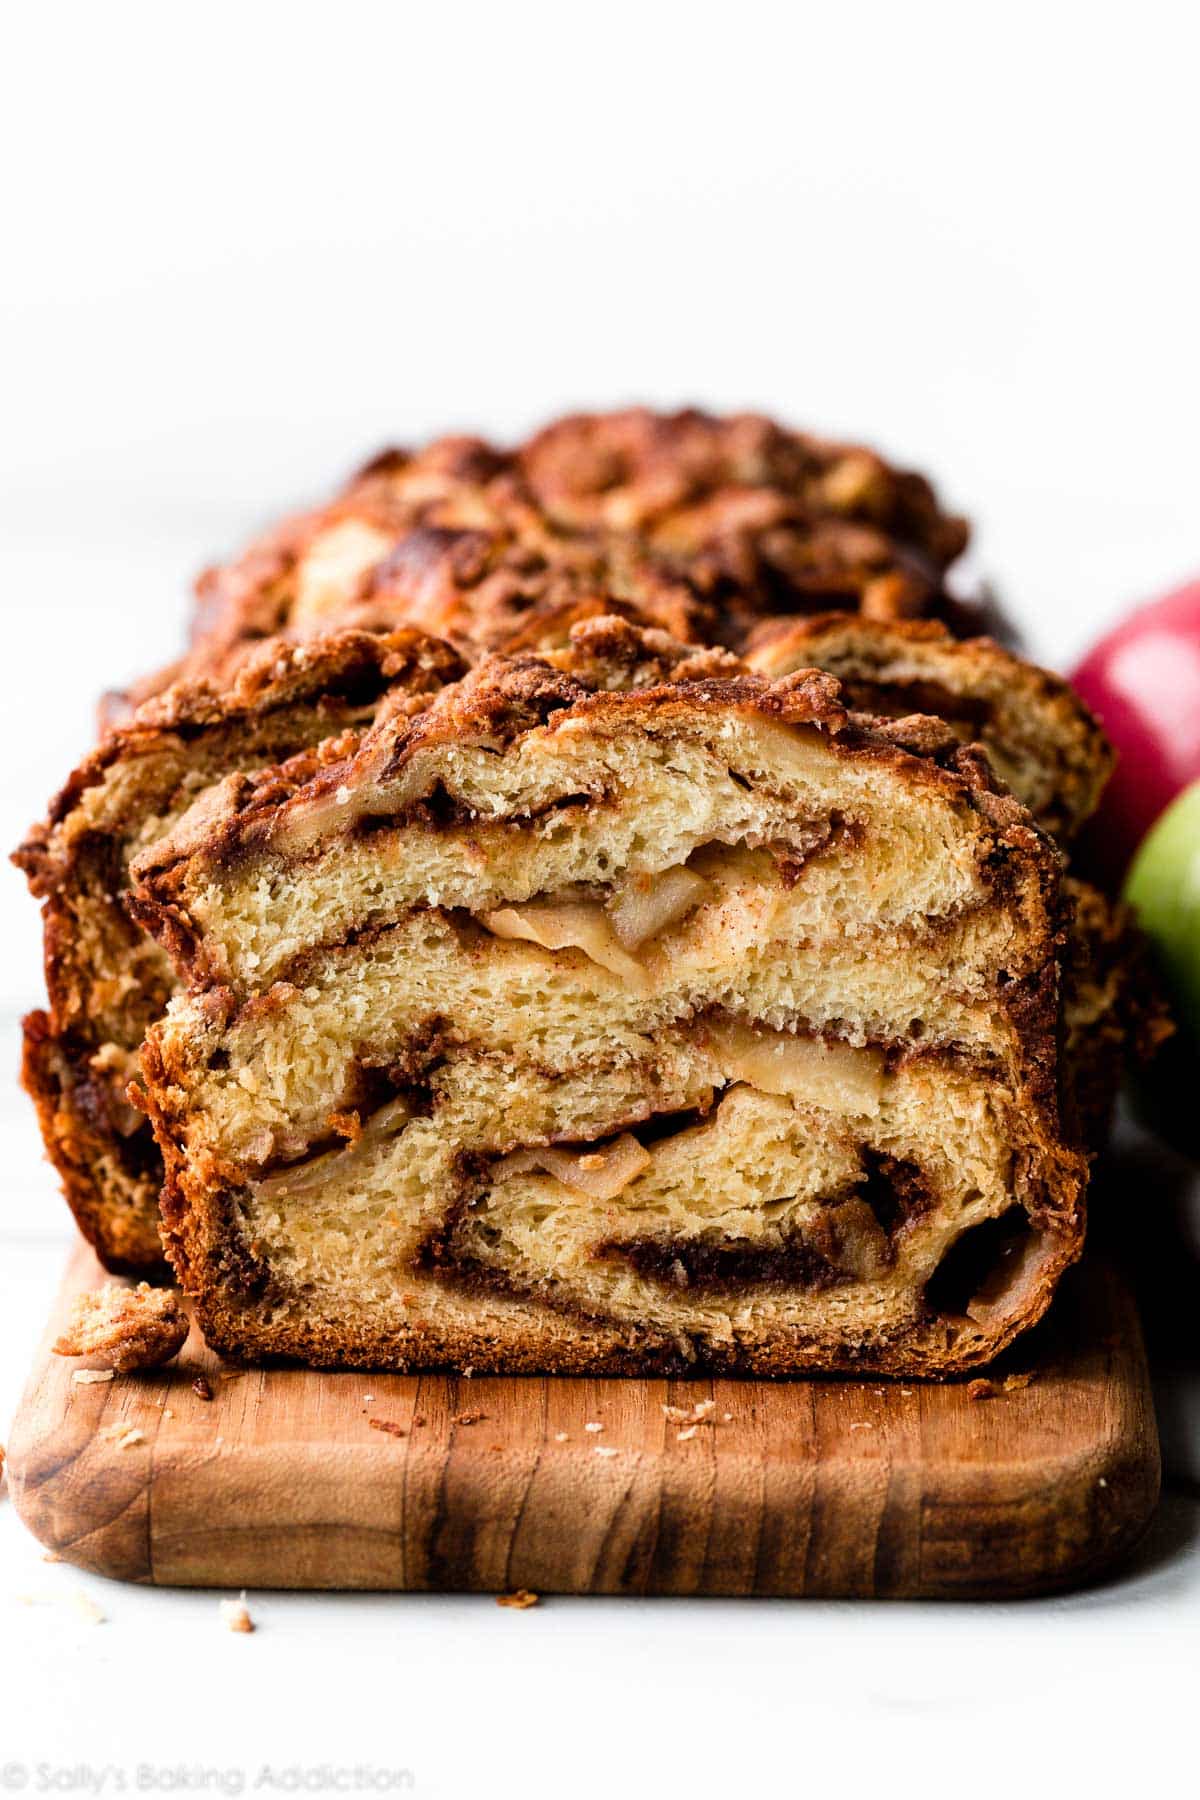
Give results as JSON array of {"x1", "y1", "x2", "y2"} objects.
[{"x1": 135, "y1": 631, "x2": 1085, "y2": 1377}]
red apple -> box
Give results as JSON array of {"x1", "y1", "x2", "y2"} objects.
[{"x1": 1071, "y1": 577, "x2": 1200, "y2": 883}]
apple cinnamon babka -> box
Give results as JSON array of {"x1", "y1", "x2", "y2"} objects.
[
  {"x1": 129, "y1": 618, "x2": 1088, "y2": 1375},
  {"x1": 12, "y1": 414, "x2": 1134, "y2": 1368}
]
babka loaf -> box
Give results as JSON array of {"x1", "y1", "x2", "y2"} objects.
[
  {"x1": 12, "y1": 414, "x2": 1126, "y2": 1339},
  {"x1": 130, "y1": 619, "x2": 1087, "y2": 1375},
  {"x1": 15, "y1": 629, "x2": 463, "y2": 1270}
]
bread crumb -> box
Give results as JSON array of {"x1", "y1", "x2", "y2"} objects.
[
  {"x1": 496, "y1": 1589, "x2": 539, "y2": 1609},
  {"x1": 72, "y1": 1368, "x2": 114, "y2": 1386},
  {"x1": 219, "y1": 1594, "x2": 255, "y2": 1633},
  {"x1": 453, "y1": 1410, "x2": 485, "y2": 1426},
  {"x1": 461, "y1": 1365, "x2": 475, "y2": 1379},
  {"x1": 900, "y1": 1389, "x2": 914, "y2": 1397},
  {"x1": 411, "y1": 1415, "x2": 426, "y2": 1427},
  {"x1": 584, "y1": 1421, "x2": 604, "y2": 1433},
  {"x1": 593, "y1": 1445, "x2": 618, "y2": 1459},
  {"x1": 99, "y1": 1422, "x2": 146, "y2": 1450},
  {"x1": 192, "y1": 1376, "x2": 214, "y2": 1401},
  {"x1": 55, "y1": 1282, "x2": 188, "y2": 1373},
  {"x1": 676, "y1": 1426, "x2": 698, "y2": 1442},
  {"x1": 849, "y1": 1422, "x2": 874, "y2": 1431},
  {"x1": 1003, "y1": 1372, "x2": 1034, "y2": 1392},
  {"x1": 553, "y1": 1431, "x2": 569, "y2": 1442},
  {"x1": 662, "y1": 1398, "x2": 721, "y2": 1427},
  {"x1": 41, "y1": 1552, "x2": 63, "y2": 1564},
  {"x1": 1098, "y1": 1477, "x2": 1108, "y2": 1489},
  {"x1": 368, "y1": 1418, "x2": 406, "y2": 1438},
  {"x1": 722, "y1": 1412, "x2": 733, "y2": 1423},
  {"x1": 967, "y1": 1379, "x2": 998, "y2": 1402},
  {"x1": 70, "y1": 1589, "x2": 105, "y2": 1625}
]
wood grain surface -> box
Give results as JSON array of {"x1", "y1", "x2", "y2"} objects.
[{"x1": 5, "y1": 1240, "x2": 1160, "y2": 1597}]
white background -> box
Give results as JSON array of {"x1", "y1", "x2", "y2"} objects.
[{"x1": 1, "y1": 3, "x2": 1197, "y2": 1795}]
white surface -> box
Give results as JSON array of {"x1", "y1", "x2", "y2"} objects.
[{"x1": 2, "y1": 2, "x2": 1198, "y2": 1791}]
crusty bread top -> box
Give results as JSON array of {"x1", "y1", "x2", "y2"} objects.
[
  {"x1": 186, "y1": 408, "x2": 970, "y2": 677},
  {"x1": 516, "y1": 407, "x2": 967, "y2": 564}
]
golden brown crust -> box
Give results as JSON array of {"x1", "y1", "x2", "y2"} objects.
[
  {"x1": 517, "y1": 406, "x2": 968, "y2": 611},
  {"x1": 181, "y1": 408, "x2": 972, "y2": 689},
  {"x1": 18, "y1": 628, "x2": 464, "y2": 884},
  {"x1": 173, "y1": 1264, "x2": 1082, "y2": 1380}
]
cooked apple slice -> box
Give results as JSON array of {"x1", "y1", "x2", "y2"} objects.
[
  {"x1": 605, "y1": 865, "x2": 712, "y2": 951},
  {"x1": 481, "y1": 900, "x2": 649, "y2": 987},
  {"x1": 496, "y1": 1132, "x2": 653, "y2": 1200}
]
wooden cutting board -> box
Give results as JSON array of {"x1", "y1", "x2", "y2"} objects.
[{"x1": 5, "y1": 1239, "x2": 1159, "y2": 1598}]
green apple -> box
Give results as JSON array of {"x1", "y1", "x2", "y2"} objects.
[{"x1": 1124, "y1": 779, "x2": 1200, "y2": 1043}]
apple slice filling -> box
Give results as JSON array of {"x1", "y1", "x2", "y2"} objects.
[{"x1": 481, "y1": 861, "x2": 714, "y2": 985}]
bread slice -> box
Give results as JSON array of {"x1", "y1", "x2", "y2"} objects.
[
  {"x1": 131, "y1": 619, "x2": 1086, "y2": 1376},
  {"x1": 14, "y1": 628, "x2": 462, "y2": 1270},
  {"x1": 745, "y1": 614, "x2": 1114, "y2": 842},
  {"x1": 184, "y1": 408, "x2": 971, "y2": 681}
]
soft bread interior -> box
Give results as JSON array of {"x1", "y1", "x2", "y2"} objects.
[
  {"x1": 142, "y1": 685, "x2": 1079, "y2": 1374},
  {"x1": 150, "y1": 704, "x2": 1029, "y2": 992},
  {"x1": 173, "y1": 888, "x2": 1034, "y2": 1168},
  {"x1": 229, "y1": 1046, "x2": 1060, "y2": 1366}
]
